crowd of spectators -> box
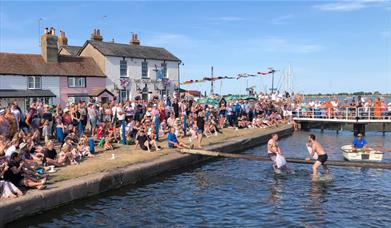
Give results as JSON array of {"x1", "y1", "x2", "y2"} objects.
[
  {"x1": 296, "y1": 96, "x2": 391, "y2": 119},
  {"x1": 1, "y1": 91, "x2": 390, "y2": 199}
]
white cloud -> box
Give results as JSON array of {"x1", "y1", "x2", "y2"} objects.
[
  {"x1": 314, "y1": 0, "x2": 389, "y2": 12},
  {"x1": 271, "y1": 14, "x2": 293, "y2": 25}
]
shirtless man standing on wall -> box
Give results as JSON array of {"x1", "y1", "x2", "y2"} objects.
[
  {"x1": 307, "y1": 134, "x2": 329, "y2": 176},
  {"x1": 267, "y1": 134, "x2": 281, "y2": 170}
]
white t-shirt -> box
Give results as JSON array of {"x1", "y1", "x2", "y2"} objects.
[
  {"x1": 5, "y1": 145, "x2": 16, "y2": 158},
  {"x1": 114, "y1": 107, "x2": 125, "y2": 121}
]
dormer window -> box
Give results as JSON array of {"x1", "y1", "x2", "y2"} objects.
[
  {"x1": 27, "y1": 76, "x2": 41, "y2": 89},
  {"x1": 120, "y1": 59, "x2": 127, "y2": 77}
]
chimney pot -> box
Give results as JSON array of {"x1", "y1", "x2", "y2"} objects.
[
  {"x1": 130, "y1": 32, "x2": 140, "y2": 45},
  {"x1": 58, "y1": 30, "x2": 68, "y2": 46},
  {"x1": 90, "y1": 28, "x2": 103, "y2": 41}
]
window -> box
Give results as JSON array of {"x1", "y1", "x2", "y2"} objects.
[
  {"x1": 161, "y1": 62, "x2": 167, "y2": 78},
  {"x1": 68, "y1": 96, "x2": 89, "y2": 104},
  {"x1": 142, "y1": 61, "x2": 148, "y2": 78},
  {"x1": 120, "y1": 60, "x2": 128, "y2": 77},
  {"x1": 68, "y1": 77, "x2": 86, "y2": 88},
  {"x1": 27, "y1": 76, "x2": 41, "y2": 89},
  {"x1": 119, "y1": 90, "x2": 128, "y2": 103}
]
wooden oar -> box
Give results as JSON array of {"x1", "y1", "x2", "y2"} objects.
[{"x1": 180, "y1": 149, "x2": 391, "y2": 169}]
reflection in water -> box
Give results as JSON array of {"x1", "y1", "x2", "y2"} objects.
[{"x1": 267, "y1": 176, "x2": 285, "y2": 205}]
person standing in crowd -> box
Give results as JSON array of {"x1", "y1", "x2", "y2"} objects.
[
  {"x1": 114, "y1": 103, "x2": 126, "y2": 145},
  {"x1": 196, "y1": 111, "x2": 205, "y2": 149},
  {"x1": 79, "y1": 102, "x2": 88, "y2": 133},
  {"x1": 87, "y1": 103, "x2": 98, "y2": 137},
  {"x1": 10, "y1": 101, "x2": 21, "y2": 132}
]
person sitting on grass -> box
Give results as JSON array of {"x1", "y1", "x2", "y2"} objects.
[
  {"x1": 0, "y1": 161, "x2": 24, "y2": 198},
  {"x1": 104, "y1": 135, "x2": 113, "y2": 151},
  {"x1": 77, "y1": 136, "x2": 94, "y2": 158},
  {"x1": 62, "y1": 138, "x2": 79, "y2": 165},
  {"x1": 167, "y1": 127, "x2": 192, "y2": 149},
  {"x1": 135, "y1": 129, "x2": 152, "y2": 152},
  {"x1": 43, "y1": 140, "x2": 65, "y2": 167},
  {"x1": 3, "y1": 152, "x2": 46, "y2": 190}
]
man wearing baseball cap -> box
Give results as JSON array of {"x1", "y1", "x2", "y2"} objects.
[{"x1": 352, "y1": 133, "x2": 368, "y2": 152}]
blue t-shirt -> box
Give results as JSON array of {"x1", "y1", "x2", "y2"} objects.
[
  {"x1": 352, "y1": 137, "x2": 367, "y2": 149},
  {"x1": 167, "y1": 133, "x2": 178, "y2": 148}
]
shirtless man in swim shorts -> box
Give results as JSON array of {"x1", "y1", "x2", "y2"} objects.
[
  {"x1": 267, "y1": 134, "x2": 282, "y2": 170},
  {"x1": 307, "y1": 134, "x2": 329, "y2": 176}
]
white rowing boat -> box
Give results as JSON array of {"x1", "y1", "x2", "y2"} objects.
[{"x1": 340, "y1": 145, "x2": 384, "y2": 162}]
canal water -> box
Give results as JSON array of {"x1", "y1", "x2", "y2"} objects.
[{"x1": 9, "y1": 130, "x2": 391, "y2": 227}]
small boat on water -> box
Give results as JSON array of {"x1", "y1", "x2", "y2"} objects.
[{"x1": 341, "y1": 145, "x2": 384, "y2": 162}]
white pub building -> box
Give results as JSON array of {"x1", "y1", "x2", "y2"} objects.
[{"x1": 77, "y1": 30, "x2": 182, "y2": 102}]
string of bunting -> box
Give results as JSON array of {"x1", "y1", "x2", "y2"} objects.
[{"x1": 181, "y1": 69, "x2": 274, "y2": 85}]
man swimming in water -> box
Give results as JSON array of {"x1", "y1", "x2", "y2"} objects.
[{"x1": 306, "y1": 134, "x2": 329, "y2": 176}]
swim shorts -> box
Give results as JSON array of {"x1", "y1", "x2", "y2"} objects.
[{"x1": 317, "y1": 154, "x2": 328, "y2": 165}]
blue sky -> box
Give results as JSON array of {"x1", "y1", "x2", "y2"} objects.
[{"x1": 0, "y1": 0, "x2": 390, "y2": 95}]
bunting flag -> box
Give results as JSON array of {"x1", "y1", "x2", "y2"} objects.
[
  {"x1": 180, "y1": 79, "x2": 205, "y2": 85},
  {"x1": 257, "y1": 69, "x2": 276, "y2": 75},
  {"x1": 203, "y1": 76, "x2": 235, "y2": 81},
  {"x1": 236, "y1": 73, "x2": 257, "y2": 79}
]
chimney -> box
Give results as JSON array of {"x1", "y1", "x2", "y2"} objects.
[
  {"x1": 130, "y1": 32, "x2": 140, "y2": 45},
  {"x1": 41, "y1": 27, "x2": 58, "y2": 63},
  {"x1": 90, "y1": 28, "x2": 103, "y2": 41},
  {"x1": 58, "y1": 30, "x2": 68, "y2": 46}
]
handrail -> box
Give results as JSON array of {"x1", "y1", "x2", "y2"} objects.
[{"x1": 292, "y1": 107, "x2": 391, "y2": 121}]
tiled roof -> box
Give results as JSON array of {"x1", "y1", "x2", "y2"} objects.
[
  {"x1": 0, "y1": 89, "x2": 56, "y2": 98},
  {"x1": 59, "y1": 45, "x2": 82, "y2": 56},
  {"x1": 0, "y1": 52, "x2": 105, "y2": 77},
  {"x1": 89, "y1": 88, "x2": 114, "y2": 97},
  {"x1": 84, "y1": 40, "x2": 181, "y2": 62}
]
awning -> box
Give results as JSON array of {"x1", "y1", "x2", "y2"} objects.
[{"x1": 0, "y1": 89, "x2": 56, "y2": 98}]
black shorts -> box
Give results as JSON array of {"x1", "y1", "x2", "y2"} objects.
[
  {"x1": 140, "y1": 144, "x2": 150, "y2": 151},
  {"x1": 317, "y1": 154, "x2": 328, "y2": 165}
]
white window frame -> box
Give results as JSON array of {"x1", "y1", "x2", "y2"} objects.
[
  {"x1": 27, "y1": 76, "x2": 41, "y2": 89},
  {"x1": 68, "y1": 77, "x2": 86, "y2": 88},
  {"x1": 68, "y1": 96, "x2": 89, "y2": 104},
  {"x1": 120, "y1": 60, "x2": 128, "y2": 77}
]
